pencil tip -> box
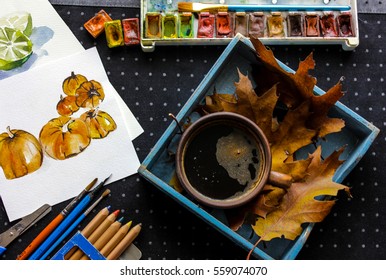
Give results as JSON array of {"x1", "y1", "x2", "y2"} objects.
[
  {"x1": 106, "y1": 205, "x2": 112, "y2": 211},
  {"x1": 126, "y1": 221, "x2": 133, "y2": 228},
  {"x1": 117, "y1": 216, "x2": 124, "y2": 223},
  {"x1": 113, "y1": 209, "x2": 120, "y2": 216}
]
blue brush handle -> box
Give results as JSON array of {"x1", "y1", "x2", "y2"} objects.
[
  {"x1": 224, "y1": 5, "x2": 351, "y2": 11},
  {"x1": 0, "y1": 246, "x2": 6, "y2": 256},
  {"x1": 28, "y1": 195, "x2": 91, "y2": 260},
  {"x1": 40, "y1": 213, "x2": 86, "y2": 260}
]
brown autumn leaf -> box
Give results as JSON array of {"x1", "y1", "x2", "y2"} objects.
[
  {"x1": 250, "y1": 37, "x2": 345, "y2": 138},
  {"x1": 251, "y1": 146, "x2": 350, "y2": 242},
  {"x1": 225, "y1": 184, "x2": 287, "y2": 231}
]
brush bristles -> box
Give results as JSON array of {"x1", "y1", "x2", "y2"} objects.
[
  {"x1": 102, "y1": 189, "x2": 111, "y2": 197},
  {"x1": 85, "y1": 178, "x2": 98, "y2": 191},
  {"x1": 178, "y1": 2, "x2": 194, "y2": 12},
  {"x1": 177, "y1": 2, "x2": 228, "y2": 12}
]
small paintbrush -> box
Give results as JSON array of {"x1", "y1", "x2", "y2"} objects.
[{"x1": 177, "y1": 2, "x2": 351, "y2": 13}]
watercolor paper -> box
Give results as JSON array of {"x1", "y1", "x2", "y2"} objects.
[
  {"x1": 0, "y1": 0, "x2": 83, "y2": 80},
  {"x1": 0, "y1": 0, "x2": 143, "y2": 140},
  {"x1": 0, "y1": 48, "x2": 141, "y2": 221}
]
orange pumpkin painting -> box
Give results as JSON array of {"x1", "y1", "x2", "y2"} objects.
[
  {"x1": 80, "y1": 108, "x2": 117, "y2": 139},
  {"x1": 75, "y1": 80, "x2": 105, "y2": 108},
  {"x1": 56, "y1": 95, "x2": 79, "y2": 116},
  {"x1": 62, "y1": 72, "x2": 88, "y2": 96},
  {"x1": 39, "y1": 116, "x2": 91, "y2": 160},
  {"x1": 0, "y1": 126, "x2": 43, "y2": 179}
]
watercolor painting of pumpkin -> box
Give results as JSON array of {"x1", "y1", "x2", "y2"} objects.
[{"x1": 0, "y1": 72, "x2": 117, "y2": 179}]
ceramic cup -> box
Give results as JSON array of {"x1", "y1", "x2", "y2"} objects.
[{"x1": 175, "y1": 112, "x2": 292, "y2": 209}]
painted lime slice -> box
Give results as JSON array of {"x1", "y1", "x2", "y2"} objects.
[
  {"x1": 0, "y1": 27, "x2": 33, "y2": 71},
  {"x1": 0, "y1": 11, "x2": 33, "y2": 36}
]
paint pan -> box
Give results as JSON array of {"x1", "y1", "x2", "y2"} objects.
[
  {"x1": 320, "y1": 13, "x2": 338, "y2": 37},
  {"x1": 216, "y1": 12, "x2": 233, "y2": 38},
  {"x1": 84, "y1": 9, "x2": 112, "y2": 38},
  {"x1": 234, "y1": 12, "x2": 248, "y2": 37},
  {"x1": 267, "y1": 12, "x2": 285, "y2": 37},
  {"x1": 287, "y1": 13, "x2": 304, "y2": 37},
  {"x1": 162, "y1": 13, "x2": 178, "y2": 39},
  {"x1": 179, "y1": 12, "x2": 194, "y2": 38},
  {"x1": 104, "y1": 20, "x2": 124, "y2": 48},
  {"x1": 145, "y1": 12, "x2": 162, "y2": 38},
  {"x1": 122, "y1": 18, "x2": 140, "y2": 45},
  {"x1": 337, "y1": 12, "x2": 354, "y2": 37},
  {"x1": 248, "y1": 12, "x2": 265, "y2": 38},
  {"x1": 305, "y1": 13, "x2": 320, "y2": 37},
  {"x1": 197, "y1": 12, "x2": 215, "y2": 38}
]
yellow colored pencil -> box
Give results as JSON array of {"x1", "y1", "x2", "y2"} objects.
[{"x1": 106, "y1": 223, "x2": 142, "y2": 260}]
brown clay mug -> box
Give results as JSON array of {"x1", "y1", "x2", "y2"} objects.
[{"x1": 175, "y1": 112, "x2": 292, "y2": 209}]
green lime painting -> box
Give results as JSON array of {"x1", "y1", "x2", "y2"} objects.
[{"x1": 0, "y1": 11, "x2": 53, "y2": 78}]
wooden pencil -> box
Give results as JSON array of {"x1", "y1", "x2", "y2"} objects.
[
  {"x1": 65, "y1": 206, "x2": 111, "y2": 259},
  {"x1": 106, "y1": 223, "x2": 142, "y2": 260},
  {"x1": 80, "y1": 217, "x2": 123, "y2": 260},
  {"x1": 69, "y1": 209, "x2": 119, "y2": 260},
  {"x1": 99, "y1": 221, "x2": 132, "y2": 257}
]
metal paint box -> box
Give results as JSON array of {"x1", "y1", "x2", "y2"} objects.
[
  {"x1": 140, "y1": 0, "x2": 359, "y2": 52},
  {"x1": 138, "y1": 34, "x2": 379, "y2": 259}
]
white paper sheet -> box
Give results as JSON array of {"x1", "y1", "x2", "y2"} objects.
[
  {"x1": 0, "y1": 0, "x2": 83, "y2": 80},
  {"x1": 0, "y1": 0, "x2": 144, "y2": 140},
  {"x1": 0, "y1": 48, "x2": 141, "y2": 221}
]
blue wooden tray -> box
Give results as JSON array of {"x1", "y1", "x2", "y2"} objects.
[{"x1": 138, "y1": 34, "x2": 379, "y2": 259}]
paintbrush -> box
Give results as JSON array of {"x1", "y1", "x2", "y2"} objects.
[
  {"x1": 177, "y1": 2, "x2": 351, "y2": 13},
  {"x1": 17, "y1": 178, "x2": 97, "y2": 260},
  {"x1": 41, "y1": 189, "x2": 111, "y2": 260},
  {"x1": 29, "y1": 175, "x2": 111, "y2": 260}
]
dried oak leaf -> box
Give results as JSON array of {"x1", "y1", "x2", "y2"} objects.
[
  {"x1": 225, "y1": 184, "x2": 287, "y2": 231},
  {"x1": 203, "y1": 70, "x2": 279, "y2": 140},
  {"x1": 251, "y1": 146, "x2": 350, "y2": 242},
  {"x1": 250, "y1": 37, "x2": 345, "y2": 138}
]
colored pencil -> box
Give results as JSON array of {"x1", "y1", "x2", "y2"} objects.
[
  {"x1": 69, "y1": 209, "x2": 119, "y2": 260},
  {"x1": 80, "y1": 217, "x2": 124, "y2": 260},
  {"x1": 16, "y1": 178, "x2": 97, "y2": 260},
  {"x1": 39, "y1": 189, "x2": 110, "y2": 260},
  {"x1": 64, "y1": 205, "x2": 111, "y2": 259},
  {"x1": 106, "y1": 223, "x2": 142, "y2": 260},
  {"x1": 28, "y1": 175, "x2": 110, "y2": 260},
  {"x1": 99, "y1": 221, "x2": 132, "y2": 257}
]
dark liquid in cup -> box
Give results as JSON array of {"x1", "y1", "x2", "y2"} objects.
[{"x1": 183, "y1": 123, "x2": 262, "y2": 200}]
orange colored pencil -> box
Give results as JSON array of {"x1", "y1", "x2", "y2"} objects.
[{"x1": 16, "y1": 178, "x2": 97, "y2": 260}]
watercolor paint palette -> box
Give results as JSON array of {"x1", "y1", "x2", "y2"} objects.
[
  {"x1": 138, "y1": 34, "x2": 379, "y2": 259},
  {"x1": 140, "y1": 0, "x2": 359, "y2": 52}
]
